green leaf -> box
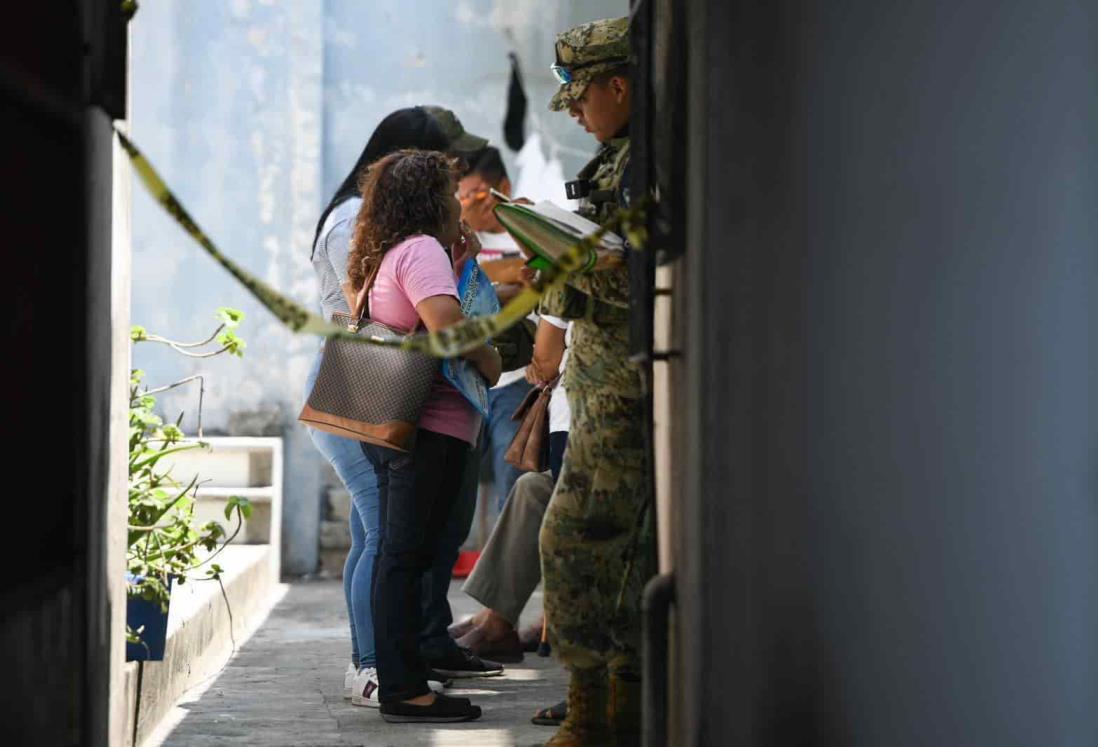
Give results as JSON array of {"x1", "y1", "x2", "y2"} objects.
[
  {"x1": 217, "y1": 307, "x2": 244, "y2": 328},
  {"x1": 161, "y1": 424, "x2": 184, "y2": 442},
  {"x1": 131, "y1": 443, "x2": 203, "y2": 472},
  {"x1": 127, "y1": 305, "x2": 254, "y2": 647},
  {"x1": 224, "y1": 495, "x2": 253, "y2": 521},
  {"x1": 216, "y1": 330, "x2": 247, "y2": 358}
]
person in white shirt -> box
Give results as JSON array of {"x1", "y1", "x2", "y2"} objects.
[
  {"x1": 457, "y1": 147, "x2": 537, "y2": 515},
  {"x1": 537, "y1": 315, "x2": 572, "y2": 481},
  {"x1": 449, "y1": 315, "x2": 572, "y2": 662}
]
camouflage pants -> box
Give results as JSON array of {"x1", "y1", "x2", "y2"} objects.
[{"x1": 539, "y1": 387, "x2": 650, "y2": 676}]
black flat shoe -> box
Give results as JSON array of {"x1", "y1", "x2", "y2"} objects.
[
  {"x1": 380, "y1": 693, "x2": 482, "y2": 723},
  {"x1": 424, "y1": 647, "x2": 504, "y2": 678}
]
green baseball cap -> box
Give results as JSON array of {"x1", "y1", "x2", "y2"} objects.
[
  {"x1": 549, "y1": 16, "x2": 631, "y2": 112},
  {"x1": 422, "y1": 105, "x2": 489, "y2": 153}
]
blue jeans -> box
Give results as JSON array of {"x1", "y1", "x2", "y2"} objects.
[
  {"x1": 483, "y1": 379, "x2": 534, "y2": 512},
  {"x1": 304, "y1": 349, "x2": 381, "y2": 669}
]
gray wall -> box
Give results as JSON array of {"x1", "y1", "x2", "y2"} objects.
[
  {"x1": 674, "y1": 0, "x2": 1097, "y2": 744},
  {"x1": 129, "y1": 0, "x2": 624, "y2": 574}
]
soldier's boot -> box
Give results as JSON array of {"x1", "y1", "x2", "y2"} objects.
[
  {"x1": 545, "y1": 668, "x2": 613, "y2": 747},
  {"x1": 609, "y1": 671, "x2": 642, "y2": 747}
]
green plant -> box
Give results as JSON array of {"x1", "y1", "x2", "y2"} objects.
[{"x1": 126, "y1": 308, "x2": 251, "y2": 645}]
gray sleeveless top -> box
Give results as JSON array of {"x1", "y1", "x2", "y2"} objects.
[{"x1": 311, "y1": 197, "x2": 362, "y2": 320}]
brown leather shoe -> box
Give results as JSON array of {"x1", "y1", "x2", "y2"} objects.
[
  {"x1": 447, "y1": 616, "x2": 478, "y2": 640},
  {"x1": 519, "y1": 618, "x2": 544, "y2": 652},
  {"x1": 455, "y1": 625, "x2": 525, "y2": 664}
]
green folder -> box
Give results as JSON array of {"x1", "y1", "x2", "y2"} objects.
[{"x1": 493, "y1": 201, "x2": 623, "y2": 271}]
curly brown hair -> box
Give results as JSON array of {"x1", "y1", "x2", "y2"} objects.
[{"x1": 347, "y1": 148, "x2": 459, "y2": 291}]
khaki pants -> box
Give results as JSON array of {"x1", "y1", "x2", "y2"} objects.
[{"x1": 462, "y1": 470, "x2": 555, "y2": 625}]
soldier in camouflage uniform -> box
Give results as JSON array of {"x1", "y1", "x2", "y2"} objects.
[{"x1": 536, "y1": 16, "x2": 653, "y2": 747}]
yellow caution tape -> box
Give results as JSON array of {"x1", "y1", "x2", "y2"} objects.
[{"x1": 116, "y1": 128, "x2": 647, "y2": 358}]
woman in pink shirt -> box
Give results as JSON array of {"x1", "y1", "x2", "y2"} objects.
[{"x1": 346, "y1": 149, "x2": 500, "y2": 723}]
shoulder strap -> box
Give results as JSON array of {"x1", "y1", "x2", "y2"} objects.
[{"x1": 352, "y1": 262, "x2": 382, "y2": 327}]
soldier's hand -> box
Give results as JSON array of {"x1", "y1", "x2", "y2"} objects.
[
  {"x1": 493, "y1": 282, "x2": 523, "y2": 304},
  {"x1": 592, "y1": 250, "x2": 625, "y2": 271}
]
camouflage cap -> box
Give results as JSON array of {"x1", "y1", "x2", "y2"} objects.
[
  {"x1": 549, "y1": 16, "x2": 631, "y2": 112},
  {"x1": 422, "y1": 105, "x2": 489, "y2": 153}
]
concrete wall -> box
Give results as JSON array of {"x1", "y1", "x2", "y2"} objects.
[
  {"x1": 130, "y1": 0, "x2": 625, "y2": 574},
  {"x1": 673, "y1": 1, "x2": 1097, "y2": 744}
]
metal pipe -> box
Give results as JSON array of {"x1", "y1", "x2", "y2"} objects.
[{"x1": 643, "y1": 572, "x2": 675, "y2": 747}]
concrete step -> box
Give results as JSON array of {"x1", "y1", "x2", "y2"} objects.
[
  {"x1": 192, "y1": 487, "x2": 275, "y2": 545},
  {"x1": 159, "y1": 437, "x2": 282, "y2": 565},
  {"x1": 162, "y1": 437, "x2": 280, "y2": 489},
  {"x1": 123, "y1": 544, "x2": 285, "y2": 746}
]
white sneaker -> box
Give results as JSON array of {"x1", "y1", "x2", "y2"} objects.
[
  {"x1": 343, "y1": 663, "x2": 357, "y2": 700},
  {"x1": 351, "y1": 667, "x2": 381, "y2": 708}
]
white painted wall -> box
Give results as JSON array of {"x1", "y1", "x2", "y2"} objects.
[{"x1": 130, "y1": 0, "x2": 627, "y2": 573}]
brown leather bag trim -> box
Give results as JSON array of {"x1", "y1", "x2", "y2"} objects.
[
  {"x1": 510, "y1": 383, "x2": 543, "y2": 422},
  {"x1": 520, "y1": 389, "x2": 552, "y2": 471},
  {"x1": 504, "y1": 398, "x2": 539, "y2": 466},
  {"x1": 505, "y1": 384, "x2": 554, "y2": 472},
  {"x1": 299, "y1": 404, "x2": 415, "y2": 452}
]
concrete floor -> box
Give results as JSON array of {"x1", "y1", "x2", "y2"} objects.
[{"x1": 157, "y1": 579, "x2": 564, "y2": 747}]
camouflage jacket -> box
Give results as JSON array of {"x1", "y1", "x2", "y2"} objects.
[{"x1": 541, "y1": 135, "x2": 643, "y2": 398}]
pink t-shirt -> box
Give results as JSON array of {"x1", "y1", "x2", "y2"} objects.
[{"x1": 368, "y1": 234, "x2": 479, "y2": 445}]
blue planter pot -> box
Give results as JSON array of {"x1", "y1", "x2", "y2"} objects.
[{"x1": 125, "y1": 573, "x2": 173, "y2": 662}]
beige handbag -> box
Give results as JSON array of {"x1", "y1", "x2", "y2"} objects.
[{"x1": 299, "y1": 271, "x2": 438, "y2": 451}]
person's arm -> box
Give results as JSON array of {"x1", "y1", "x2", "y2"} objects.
[
  {"x1": 480, "y1": 257, "x2": 527, "y2": 284},
  {"x1": 530, "y1": 318, "x2": 566, "y2": 384},
  {"x1": 565, "y1": 264, "x2": 631, "y2": 308},
  {"x1": 492, "y1": 263, "x2": 537, "y2": 305},
  {"x1": 493, "y1": 282, "x2": 523, "y2": 304},
  {"x1": 416, "y1": 295, "x2": 502, "y2": 386},
  {"x1": 322, "y1": 214, "x2": 358, "y2": 311}
]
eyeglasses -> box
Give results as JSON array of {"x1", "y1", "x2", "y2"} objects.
[
  {"x1": 459, "y1": 189, "x2": 491, "y2": 206},
  {"x1": 550, "y1": 56, "x2": 629, "y2": 86}
]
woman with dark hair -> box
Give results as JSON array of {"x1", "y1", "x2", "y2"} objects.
[
  {"x1": 305, "y1": 107, "x2": 449, "y2": 709},
  {"x1": 348, "y1": 149, "x2": 500, "y2": 723}
]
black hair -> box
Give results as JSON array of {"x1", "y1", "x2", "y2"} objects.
[
  {"x1": 462, "y1": 146, "x2": 509, "y2": 186},
  {"x1": 590, "y1": 64, "x2": 632, "y2": 86},
  {"x1": 312, "y1": 106, "x2": 450, "y2": 255}
]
